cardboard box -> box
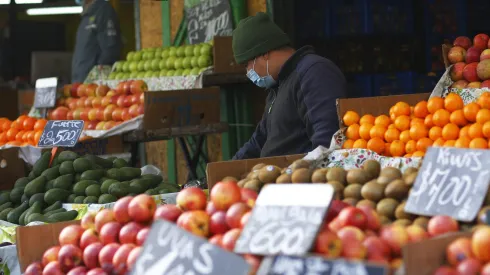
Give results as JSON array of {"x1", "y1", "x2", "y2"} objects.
[
  {"x1": 206, "y1": 154, "x2": 305, "y2": 190},
  {"x1": 143, "y1": 87, "x2": 221, "y2": 130},
  {"x1": 402, "y1": 231, "x2": 471, "y2": 275},
  {"x1": 0, "y1": 148, "x2": 26, "y2": 190},
  {"x1": 16, "y1": 220, "x2": 80, "y2": 272},
  {"x1": 213, "y1": 36, "x2": 246, "y2": 74},
  {"x1": 336, "y1": 93, "x2": 431, "y2": 128}
]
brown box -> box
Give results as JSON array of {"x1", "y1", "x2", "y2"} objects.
[
  {"x1": 16, "y1": 220, "x2": 80, "y2": 272},
  {"x1": 206, "y1": 154, "x2": 305, "y2": 190},
  {"x1": 213, "y1": 36, "x2": 246, "y2": 74},
  {"x1": 143, "y1": 87, "x2": 220, "y2": 130},
  {"x1": 0, "y1": 148, "x2": 26, "y2": 190},
  {"x1": 336, "y1": 93, "x2": 431, "y2": 128}
]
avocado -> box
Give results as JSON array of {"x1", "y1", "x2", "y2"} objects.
[
  {"x1": 59, "y1": 161, "x2": 75, "y2": 175},
  {"x1": 14, "y1": 177, "x2": 30, "y2": 189},
  {"x1": 46, "y1": 210, "x2": 78, "y2": 223},
  {"x1": 45, "y1": 179, "x2": 55, "y2": 191},
  {"x1": 0, "y1": 202, "x2": 12, "y2": 213},
  {"x1": 7, "y1": 201, "x2": 29, "y2": 224},
  {"x1": 83, "y1": 196, "x2": 98, "y2": 204},
  {"x1": 73, "y1": 180, "x2": 97, "y2": 196},
  {"x1": 98, "y1": 194, "x2": 117, "y2": 204},
  {"x1": 44, "y1": 208, "x2": 67, "y2": 217},
  {"x1": 53, "y1": 174, "x2": 74, "y2": 190},
  {"x1": 26, "y1": 213, "x2": 47, "y2": 224},
  {"x1": 141, "y1": 174, "x2": 163, "y2": 188},
  {"x1": 84, "y1": 154, "x2": 114, "y2": 169},
  {"x1": 28, "y1": 193, "x2": 45, "y2": 207},
  {"x1": 108, "y1": 182, "x2": 130, "y2": 198},
  {"x1": 67, "y1": 194, "x2": 77, "y2": 203},
  {"x1": 32, "y1": 151, "x2": 51, "y2": 177},
  {"x1": 85, "y1": 185, "x2": 101, "y2": 197},
  {"x1": 9, "y1": 188, "x2": 24, "y2": 204},
  {"x1": 106, "y1": 168, "x2": 122, "y2": 181},
  {"x1": 24, "y1": 176, "x2": 47, "y2": 197},
  {"x1": 0, "y1": 208, "x2": 12, "y2": 220},
  {"x1": 73, "y1": 158, "x2": 93, "y2": 173},
  {"x1": 119, "y1": 167, "x2": 141, "y2": 181},
  {"x1": 74, "y1": 196, "x2": 86, "y2": 203},
  {"x1": 43, "y1": 201, "x2": 62, "y2": 213},
  {"x1": 81, "y1": 169, "x2": 106, "y2": 181},
  {"x1": 156, "y1": 183, "x2": 180, "y2": 193},
  {"x1": 101, "y1": 179, "x2": 118, "y2": 194},
  {"x1": 129, "y1": 179, "x2": 151, "y2": 194},
  {"x1": 145, "y1": 189, "x2": 158, "y2": 195},
  {"x1": 113, "y1": 158, "x2": 129, "y2": 168},
  {"x1": 21, "y1": 194, "x2": 29, "y2": 203},
  {"x1": 75, "y1": 173, "x2": 82, "y2": 182},
  {"x1": 27, "y1": 170, "x2": 36, "y2": 180},
  {"x1": 0, "y1": 192, "x2": 10, "y2": 205},
  {"x1": 44, "y1": 188, "x2": 71, "y2": 205},
  {"x1": 57, "y1": 151, "x2": 78, "y2": 163},
  {"x1": 20, "y1": 201, "x2": 42, "y2": 225},
  {"x1": 41, "y1": 165, "x2": 61, "y2": 181}
]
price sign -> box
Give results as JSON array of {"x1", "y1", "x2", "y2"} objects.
[
  {"x1": 256, "y1": 255, "x2": 388, "y2": 275},
  {"x1": 405, "y1": 147, "x2": 490, "y2": 222},
  {"x1": 37, "y1": 120, "x2": 84, "y2": 148},
  {"x1": 185, "y1": 0, "x2": 233, "y2": 44},
  {"x1": 130, "y1": 220, "x2": 250, "y2": 275},
  {"x1": 34, "y1": 77, "x2": 58, "y2": 108},
  {"x1": 234, "y1": 184, "x2": 334, "y2": 256}
]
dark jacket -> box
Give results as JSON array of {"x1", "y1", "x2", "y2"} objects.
[
  {"x1": 71, "y1": 0, "x2": 122, "y2": 83},
  {"x1": 233, "y1": 46, "x2": 346, "y2": 160}
]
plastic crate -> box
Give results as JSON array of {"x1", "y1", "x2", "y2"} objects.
[
  {"x1": 346, "y1": 74, "x2": 373, "y2": 98},
  {"x1": 329, "y1": 0, "x2": 369, "y2": 36},
  {"x1": 368, "y1": 0, "x2": 414, "y2": 34},
  {"x1": 373, "y1": 72, "x2": 415, "y2": 96},
  {"x1": 294, "y1": 0, "x2": 330, "y2": 40}
]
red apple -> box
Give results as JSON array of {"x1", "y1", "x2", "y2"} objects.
[
  {"x1": 123, "y1": 81, "x2": 133, "y2": 94},
  {"x1": 357, "y1": 205, "x2": 381, "y2": 231},
  {"x1": 116, "y1": 96, "x2": 126, "y2": 108},
  {"x1": 379, "y1": 225, "x2": 409, "y2": 256},
  {"x1": 447, "y1": 237, "x2": 473, "y2": 266},
  {"x1": 100, "y1": 222, "x2": 122, "y2": 245},
  {"x1": 176, "y1": 210, "x2": 210, "y2": 237},
  {"x1": 482, "y1": 80, "x2": 490, "y2": 89},
  {"x1": 88, "y1": 108, "x2": 98, "y2": 122},
  {"x1": 209, "y1": 234, "x2": 223, "y2": 247},
  {"x1": 128, "y1": 104, "x2": 139, "y2": 118},
  {"x1": 362, "y1": 236, "x2": 391, "y2": 258},
  {"x1": 80, "y1": 228, "x2": 100, "y2": 250},
  {"x1": 103, "y1": 105, "x2": 116, "y2": 121},
  {"x1": 96, "y1": 85, "x2": 110, "y2": 97},
  {"x1": 240, "y1": 188, "x2": 258, "y2": 207},
  {"x1": 113, "y1": 196, "x2": 133, "y2": 224},
  {"x1": 240, "y1": 211, "x2": 251, "y2": 228},
  {"x1": 95, "y1": 209, "x2": 116, "y2": 232},
  {"x1": 481, "y1": 49, "x2": 490, "y2": 61},
  {"x1": 112, "y1": 108, "x2": 123, "y2": 121},
  {"x1": 325, "y1": 200, "x2": 350, "y2": 223},
  {"x1": 25, "y1": 261, "x2": 43, "y2": 275},
  {"x1": 72, "y1": 108, "x2": 82, "y2": 120},
  {"x1": 457, "y1": 258, "x2": 481, "y2": 275},
  {"x1": 77, "y1": 85, "x2": 87, "y2": 97},
  {"x1": 86, "y1": 268, "x2": 108, "y2": 275},
  {"x1": 448, "y1": 46, "x2": 466, "y2": 64},
  {"x1": 92, "y1": 97, "x2": 102, "y2": 108},
  {"x1": 466, "y1": 47, "x2": 482, "y2": 63},
  {"x1": 98, "y1": 243, "x2": 120, "y2": 274},
  {"x1": 68, "y1": 100, "x2": 77, "y2": 110},
  {"x1": 77, "y1": 97, "x2": 87, "y2": 108},
  {"x1": 481, "y1": 263, "x2": 490, "y2": 275},
  {"x1": 128, "y1": 194, "x2": 157, "y2": 223},
  {"x1": 210, "y1": 211, "x2": 230, "y2": 235},
  {"x1": 119, "y1": 222, "x2": 144, "y2": 244},
  {"x1": 83, "y1": 242, "x2": 104, "y2": 269},
  {"x1": 109, "y1": 96, "x2": 120, "y2": 105},
  {"x1": 59, "y1": 225, "x2": 84, "y2": 246},
  {"x1": 67, "y1": 266, "x2": 88, "y2": 275},
  {"x1": 474, "y1": 33, "x2": 490, "y2": 51},
  {"x1": 451, "y1": 80, "x2": 469, "y2": 89},
  {"x1": 450, "y1": 62, "x2": 466, "y2": 81},
  {"x1": 87, "y1": 121, "x2": 98, "y2": 130},
  {"x1": 427, "y1": 215, "x2": 459, "y2": 237},
  {"x1": 43, "y1": 261, "x2": 63, "y2": 275},
  {"x1": 67, "y1": 110, "x2": 74, "y2": 120},
  {"x1": 210, "y1": 181, "x2": 241, "y2": 211},
  {"x1": 101, "y1": 96, "x2": 111, "y2": 107},
  {"x1": 71, "y1": 83, "x2": 81, "y2": 97},
  {"x1": 129, "y1": 94, "x2": 140, "y2": 105},
  {"x1": 112, "y1": 244, "x2": 136, "y2": 275},
  {"x1": 58, "y1": 244, "x2": 83, "y2": 272},
  {"x1": 337, "y1": 226, "x2": 366, "y2": 244},
  {"x1": 226, "y1": 202, "x2": 251, "y2": 229},
  {"x1": 80, "y1": 108, "x2": 90, "y2": 121},
  {"x1": 121, "y1": 108, "x2": 131, "y2": 121},
  {"x1": 406, "y1": 224, "x2": 429, "y2": 243},
  {"x1": 51, "y1": 106, "x2": 70, "y2": 120},
  {"x1": 107, "y1": 90, "x2": 116, "y2": 97},
  {"x1": 115, "y1": 82, "x2": 126, "y2": 95},
  {"x1": 63, "y1": 84, "x2": 72, "y2": 97},
  {"x1": 206, "y1": 201, "x2": 218, "y2": 215},
  {"x1": 130, "y1": 80, "x2": 148, "y2": 94},
  {"x1": 126, "y1": 246, "x2": 142, "y2": 271},
  {"x1": 96, "y1": 107, "x2": 105, "y2": 121},
  {"x1": 137, "y1": 105, "x2": 144, "y2": 115},
  {"x1": 42, "y1": 246, "x2": 61, "y2": 267},
  {"x1": 453, "y1": 36, "x2": 472, "y2": 50},
  {"x1": 103, "y1": 121, "x2": 116, "y2": 130},
  {"x1": 463, "y1": 62, "x2": 480, "y2": 83},
  {"x1": 337, "y1": 206, "x2": 367, "y2": 230},
  {"x1": 154, "y1": 204, "x2": 183, "y2": 222},
  {"x1": 221, "y1": 228, "x2": 241, "y2": 251},
  {"x1": 86, "y1": 84, "x2": 97, "y2": 97},
  {"x1": 176, "y1": 187, "x2": 207, "y2": 211},
  {"x1": 84, "y1": 96, "x2": 94, "y2": 108},
  {"x1": 314, "y1": 229, "x2": 342, "y2": 257},
  {"x1": 136, "y1": 227, "x2": 150, "y2": 246},
  {"x1": 96, "y1": 122, "x2": 106, "y2": 130},
  {"x1": 139, "y1": 93, "x2": 144, "y2": 104}
]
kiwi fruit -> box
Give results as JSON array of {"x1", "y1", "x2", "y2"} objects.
[
  {"x1": 413, "y1": 217, "x2": 429, "y2": 230},
  {"x1": 377, "y1": 176, "x2": 392, "y2": 186},
  {"x1": 222, "y1": 176, "x2": 238, "y2": 183},
  {"x1": 244, "y1": 180, "x2": 263, "y2": 192},
  {"x1": 258, "y1": 165, "x2": 281, "y2": 183},
  {"x1": 343, "y1": 184, "x2": 362, "y2": 200},
  {"x1": 247, "y1": 170, "x2": 260, "y2": 180},
  {"x1": 357, "y1": 199, "x2": 376, "y2": 209},
  {"x1": 363, "y1": 160, "x2": 381, "y2": 179},
  {"x1": 343, "y1": 197, "x2": 358, "y2": 206},
  {"x1": 276, "y1": 173, "x2": 292, "y2": 184},
  {"x1": 290, "y1": 159, "x2": 310, "y2": 170},
  {"x1": 380, "y1": 167, "x2": 402, "y2": 180},
  {"x1": 395, "y1": 201, "x2": 415, "y2": 220},
  {"x1": 404, "y1": 173, "x2": 418, "y2": 187},
  {"x1": 252, "y1": 163, "x2": 266, "y2": 171},
  {"x1": 376, "y1": 198, "x2": 399, "y2": 219},
  {"x1": 403, "y1": 167, "x2": 418, "y2": 178},
  {"x1": 291, "y1": 168, "x2": 311, "y2": 183},
  {"x1": 311, "y1": 168, "x2": 328, "y2": 183},
  {"x1": 379, "y1": 215, "x2": 392, "y2": 225},
  {"x1": 346, "y1": 169, "x2": 369, "y2": 185},
  {"x1": 361, "y1": 180, "x2": 385, "y2": 202},
  {"x1": 326, "y1": 167, "x2": 347, "y2": 184},
  {"x1": 393, "y1": 219, "x2": 412, "y2": 227},
  {"x1": 237, "y1": 179, "x2": 247, "y2": 188},
  {"x1": 327, "y1": 181, "x2": 344, "y2": 198},
  {"x1": 385, "y1": 179, "x2": 409, "y2": 201}
]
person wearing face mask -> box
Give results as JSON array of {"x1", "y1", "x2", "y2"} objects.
[
  {"x1": 231, "y1": 12, "x2": 347, "y2": 160},
  {"x1": 71, "y1": 0, "x2": 122, "y2": 83}
]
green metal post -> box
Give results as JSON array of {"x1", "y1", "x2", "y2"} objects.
[
  {"x1": 229, "y1": 0, "x2": 247, "y2": 27},
  {"x1": 266, "y1": 0, "x2": 274, "y2": 19}
]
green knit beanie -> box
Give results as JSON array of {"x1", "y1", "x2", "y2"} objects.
[{"x1": 232, "y1": 12, "x2": 291, "y2": 65}]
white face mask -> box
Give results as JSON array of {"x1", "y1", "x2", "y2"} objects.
[{"x1": 246, "y1": 58, "x2": 277, "y2": 88}]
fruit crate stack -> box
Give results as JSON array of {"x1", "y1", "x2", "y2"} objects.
[{"x1": 368, "y1": 0, "x2": 414, "y2": 35}]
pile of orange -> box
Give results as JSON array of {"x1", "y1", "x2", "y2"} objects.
[
  {"x1": 342, "y1": 92, "x2": 490, "y2": 157},
  {"x1": 0, "y1": 116, "x2": 47, "y2": 147}
]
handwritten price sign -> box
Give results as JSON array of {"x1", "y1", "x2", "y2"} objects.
[
  {"x1": 185, "y1": 0, "x2": 233, "y2": 44},
  {"x1": 131, "y1": 220, "x2": 250, "y2": 275},
  {"x1": 405, "y1": 147, "x2": 490, "y2": 222},
  {"x1": 234, "y1": 184, "x2": 334, "y2": 256},
  {"x1": 37, "y1": 120, "x2": 84, "y2": 148},
  {"x1": 34, "y1": 77, "x2": 57, "y2": 108}
]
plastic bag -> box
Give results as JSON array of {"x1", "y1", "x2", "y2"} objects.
[{"x1": 0, "y1": 244, "x2": 20, "y2": 275}]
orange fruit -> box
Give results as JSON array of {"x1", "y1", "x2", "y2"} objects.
[
  {"x1": 370, "y1": 125, "x2": 387, "y2": 139},
  {"x1": 444, "y1": 93, "x2": 464, "y2": 112},
  {"x1": 476, "y1": 109, "x2": 490, "y2": 124},
  {"x1": 429, "y1": 126, "x2": 443, "y2": 141},
  {"x1": 367, "y1": 137, "x2": 385, "y2": 154},
  {"x1": 416, "y1": 137, "x2": 433, "y2": 152},
  {"x1": 34, "y1": 130, "x2": 43, "y2": 144},
  {"x1": 444, "y1": 140, "x2": 456, "y2": 147},
  {"x1": 23, "y1": 117, "x2": 36, "y2": 131},
  {"x1": 390, "y1": 140, "x2": 405, "y2": 157},
  {"x1": 346, "y1": 124, "x2": 360, "y2": 140},
  {"x1": 442, "y1": 123, "x2": 460, "y2": 141},
  {"x1": 1, "y1": 120, "x2": 11, "y2": 132},
  {"x1": 394, "y1": 115, "x2": 410, "y2": 131},
  {"x1": 359, "y1": 123, "x2": 374, "y2": 140},
  {"x1": 424, "y1": 114, "x2": 434, "y2": 128},
  {"x1": 413, "y1": 101, "x2": 429, "y2": 118},
  {"x1": 0, "y1": 132, "x2": 6, "y2": 145},
  {"x1": 384, "y1": 143, "x2": 392, "y2": 157},
  {"x1": 411, "y1": 118, "x2": 424, "y2": 127},
  {"x1": 432, "y1": 109, "x2": 450, "y2": 127},
  {"x1": 427, "y1": 96, "x2": 444, "y2": 114},
  {"x1": 384, "y1": 128, "x2": 400, "y2": 143},
  {"x1": 359, "y1": 114, "x2": 375, "y2": 125},
  {"x1": 374, "y1": 115, "x2": 391, "y2": 127},
  {"x1": 460, "y1": 125, "x2": 470, "y2": 138},
  {"x1": 409, "y1": 124, "x2": 428, "y2": 141},
  {"x1": 469, "y1": 123, "x2": 484, "y2": 139},
  {"x1": 399, "y1": 130, "x2": 411, "y2": 143},
  {"x1": 388, "y1": 124, "x2": 396, "y2": 129},
  {"x1": 343, "y1": 139, "x2": 355, "y2": 149},
  {"x1": 449, "y1": 110, "x2": 468, "y2": 127},
  {"x1": 405, "y1": 140, "x2": 417, "y2": 154},
  {"x1": 34, "y1": 119, "x2": 48, "y2": 131},
  {"x1": 10, "y1": 120, "x2": 22, "y2": 130},
  {"x1": 352, "y1": 139, "x2": 367, "y2": 149},
  {"x1": 390, "y1": 112, "x2": 397, "y2": 122},
  {"x1": 22, "y1": 131, "x2": 31, "y2": 142},
  {"x1": 343, "y1": 111, "x2": 360, "y2": 126},
  {"x1": 6, "y1": 128, "x2": 18, "y2": 141},
  {"x1": 470, "y1": 138, "x2": 488, "y2": 149},
  {"x1": 404, "y1": 154, "x2": 412, "y2": 158},
  {"x1": 483, "y1": 121, "x2": 490, "y2": 138},
  {"x1": 392, "y1": 102, "x2": 411, "y2": 117},
  {"x1": 15, "y1": 130, "x2": 25, "y2": 142},
  {"x1": 6, "y1": 141, "x2": 22, "y2": 146},
  {"x1": 478, "y1": 92, "x2": 490, "y2": 109},
  {"x1": 455, "y1": 137, "x2": 471, "y2": 148},
  {"x1": 433, "y1": 138, "x2": 446, "y2": 147},
  {"x1": 16, "y1": 115, "x2": 27, "y2": 127},
  {"x1": 463, "y1": 102, "x2": 480, "y2": 122},
  {"x1": 27, "y1": 131, "x2": 35, "y2": 143},
  {"x1": 412, "y1": 151, "x2": 425, "y2": 157}
]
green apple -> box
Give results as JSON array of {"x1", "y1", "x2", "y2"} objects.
[
  {"x1": 114, "y1": 61, "x2": 123, "y2": 72},
  {"x1": 168, "y1": 47, "x2": 177, "y2": 57},
  {"x1": 122, "y1": 73, "x2": 130, "y2": 80},
  {"x1": 198, "y1": 55, "x2": 212, "y2": 67},
  {"x1": 144, "y1": 71, "x2": 153, "y2": 78},
  {"x1": 161, "y1": 49, "x2": 169, "y2": 59},
  {"x1": 159, "y1": 59, "x2": 167, "y2": 70},
  {"x1": 159, "y1": 69, "x2": 168, "y2": 77},
  {"x1": 143, "y1": 60, "x2": 152, "y2": 71},
  {"x1": 176, "y1": 47, "x2": 186, "y2": 57},
  {"x1": 190, "y1": 57, "x2": 199, "y2": 68},
  {"x1": 174, "y1": 69, "x2": 183, "y2": 76},
  {"x1": 184, "y1": 45, "x2": 194, "y2": 57},
  {"x1": 155, "y1": 48, "x2": 163, "y2": 58},
  {"x1": 174, "y1": 58, "x2": 183, "y2": 70},
  {"x1": 108, "y1": 72, "x2": 116, "y2": 80},
  {"x1": 133, "y1": 51, "x2": 143, "y2": 61},
  {"x1": 146, "y1": 51, "x2": 155, "y2": 60},
  {"x1": 137, "y1": 61, "x2": 146, "y2": 71},
  {"x1": 200, "y1": 44, "x2": 212, "y2": 56},
  {"x1": 199, "y1": 67, "x2": 207, "y2": 73},
  {"x1": 129, "y1": 72, "x2": 138, "y2": 78},
  {"x1": 126, "y1": 51, "x2": 135, "y2": 61},
  {"x1": 115, "y1": 72, "x2": 124, "y2": 79},
  {"x1": 151, "y1": 71, "x2": 160, "y2": 77},
  {"x1": 129, "y1": 61, "x2": 138, "y2": 72},
  {"x1": 193, "y1": 44, "x2": 202, "y2": 56},
  {"x1": 182, "y1": 69, "x2": 191, "y2": 76},
  {"x1": 182, "y1": 57, "x2": 192, "y2": 69},
  {"x1": 151, "y1": 59, "x2": 160, "y2": 71},
  {"x1": 166, "y1": 57, "x2": 176, "y2": 70},
  {"x1": 137, "y1": 72, "x2": 146, "y2": 78},
  {"x1": 189, "y1": 68, "x2": 200, "y2": 75},
  {"x1": 122, "y1": 62, "x2": 130, "y2": 72},
  {"x1": 166, "y1": 70, "x2": 175, "y2": 77}
]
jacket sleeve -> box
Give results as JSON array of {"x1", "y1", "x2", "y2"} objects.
[
  {"x1": 298, "y1": 61, "x2": 347, "y2": 148},
  {"x1": 232, "y1": 112, "x2": 268, "y2": 160},
  {"x1": 95, "y1": 5, "x2": 122, "y2": 65}
]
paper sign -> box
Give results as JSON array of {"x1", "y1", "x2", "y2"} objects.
[
  {"x1": 405, "y1": 147, "x2": 490, "y2": 222},
  {"x1": 37, "y1": 120, "x2": 84, "y2": 148},
  {"x1": 185, "y1": 0, "x2": 233, "y2": 44},
  {"x1": 131, "y1": 220, "x2": 250, "y2": 275},
  {"x1": 34, "y1": 77, "x2": 57, "y2": 108},
  {"x1": 234, "y1": 184, "x2": 334, "y2": 256}
]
